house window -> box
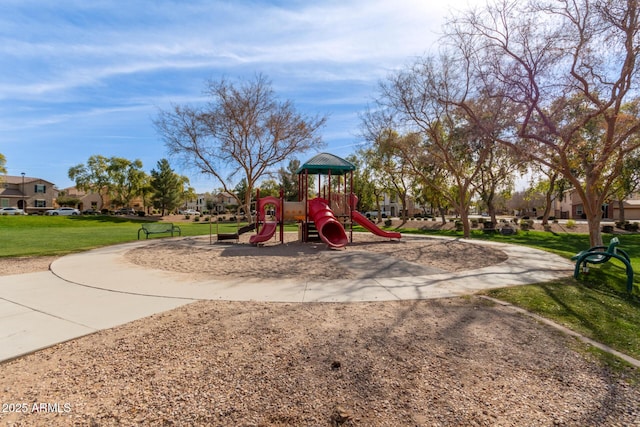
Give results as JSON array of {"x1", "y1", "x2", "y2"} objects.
[
  {"x1": 1, "y1": 198, "x2": 8, "y2": 207},
  {"x1": 34, "y1": 184, "x2": 46, "y2": 193},
  {"x1": 35, "y1": 200, "x2": 46, "y2": 208}
]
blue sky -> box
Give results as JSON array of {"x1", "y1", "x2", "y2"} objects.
[{"x1": 0, "y1": 0, "x2": 479, "y2": 193}]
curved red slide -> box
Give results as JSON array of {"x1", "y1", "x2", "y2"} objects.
[
  {"x1": 249, "y1": 222, "x2": 277, "y2": 244},
  {"x1": 351, "y1": 210, "x2": 401, "y2": 239},
  {"x1": 308, "y1": 198, "x2": 349, "y2": 248}
]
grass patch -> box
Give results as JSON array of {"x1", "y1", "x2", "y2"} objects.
[{"x1": 0, "y1": 216, "x2": 240, "y2": 257}]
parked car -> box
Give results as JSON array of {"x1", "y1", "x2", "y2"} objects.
[
  {"x1": 0, "y1": 207, "x2": 26, "y2": 215},
  {"x1": 181, "y1": 209, "x2": 200, "y2": 216},
  {"x1": 82, "y1": 209, "x2": 99, "y2": 215},
  {"x1": 115, "y1": 208, "x2": 136, "y2": 215},
  {"x1": 46, "y1": 207, "x2": 80, "y2": 216}
]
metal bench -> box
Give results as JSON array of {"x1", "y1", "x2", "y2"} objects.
[
  {"x1": 137, "y1": 223, "x2": 181, "y2": 239},
  {"x1": 571, "y1": 237, "x2": 634, "y2": 292}
]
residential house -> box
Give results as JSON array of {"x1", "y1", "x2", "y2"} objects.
[
  {"x1": 375, "y1": 193, "x2": 424, "y2": 218},
  {"x1": 0, "y1": 175, "x2": 56, "y2": 214},
  {"x1": 553, "y1": 189, "x2": 621, "y2": 220},
  {"x1": 611, "y1": 193, "x2": 640, "y2": 221},
  {"x1": 64, "y1": 187, "x2": 104, "y2": 212},
  {"x1": 62, "y1": 186, "x2": 147, "y2": 213}
]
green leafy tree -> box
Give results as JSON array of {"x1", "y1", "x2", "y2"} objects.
[
  {"x1": 610, "y1": 149, "x2": 640, "y2": 223},
  {"x1": 68, "y1": 155, "x2": 112, "y2": 209},
  {"x1": 278, "y1": 159, "x2": 301, "y2": 201},
  {"x1": 258, "y1": 178, "x2": 281, "y2": 198},
  {"x1": 179, "y1": 176, "x2": 197, "y2": 210},
  {"x1": 0, "y1": 153, "x2": 6, "y2": 176},
  {"x1": 345, "y1": 153, "x2": 376, "y2": 212},
  {"x1": 150, "y1": 159, "x2": 183, "y2": 215},
  {"x1": 107, "y1": 157, "x2": 146, "y2": 208}
]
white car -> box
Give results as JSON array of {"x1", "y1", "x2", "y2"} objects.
[
  {"x1": 0, "y1": 207, "x2": 26, "y2": 215},
  {"x1": 46, "y1": 207, "x2": 80, "y2": 216},
  {"x1": 181, "y1": 209, "x2": 200, "y2": 216}
]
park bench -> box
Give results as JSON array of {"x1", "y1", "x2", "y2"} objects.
[
  {"x1": 571, "y1": 237, "x2": 634, "y2": 293},
  {"x1": 138, "y1": 223, "x2": 181, "y2": 240}
]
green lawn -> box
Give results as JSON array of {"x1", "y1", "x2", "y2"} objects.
[
  {"x1": 0, "y1": 215, "x2": 233, "y2": 257},
  {"x1": 3, "y1": 215, "x2": 640, "y2": 371}
]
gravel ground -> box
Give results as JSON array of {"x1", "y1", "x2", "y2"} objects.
[{"x1": 1, "y1": 234, "x2": 639, "y2": 426}]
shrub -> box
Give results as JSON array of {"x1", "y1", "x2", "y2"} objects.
[
  {"x1": 194, "y1": 216, "x2": 200, "y2": 222},
  {"x1": 626, "y1": 222, "x2": 639, "y2": 232},
  {"x1": 184, "y1": 215, "x2": 191, "y2": 220},
  {"x1": 566, "y1": 219, "x2": 576, "y2": 228},
  {"x1": 384, "y1": 219, "x2": 392, "y2": 227}
]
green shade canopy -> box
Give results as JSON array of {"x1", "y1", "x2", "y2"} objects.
[{"x1": 297, "y1": 153, "x2": 355, "y2": 176}]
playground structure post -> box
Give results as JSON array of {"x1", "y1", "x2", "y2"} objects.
[{"x1": 279, "y1": 188, "x2": 284, "y2": 244}]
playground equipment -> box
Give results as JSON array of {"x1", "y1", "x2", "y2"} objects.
[
  {"x1": 249, "y1": 194, "x2": 282, "y2": 245},
  {"x1": 308, "y1": 197, "x2": 349, "y2": 248},
  {"x1": 249, "y1": 152, "x2": 401, "y2": 248},
  {"x1": 349, "y1": 194, "x2": 401, "y2": 239}
]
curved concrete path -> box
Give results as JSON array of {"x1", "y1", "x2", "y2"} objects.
[{"x1": 0, "y1": 235, "x2": 573, "y2": 362}]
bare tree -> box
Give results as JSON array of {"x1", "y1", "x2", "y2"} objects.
[
  {"x1": 448, "y1": 0, "x2": 640, "y2": 246},
  {"x1": 155, "y1": 74, "x2": 327, "y2": 220},
  {"x1": 363, "y1": 55, "x2": 497, "y2": 238}
]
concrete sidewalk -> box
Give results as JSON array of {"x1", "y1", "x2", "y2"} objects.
[{"x1": 0, "y1": 236, "x2": 574, "y2": 363}]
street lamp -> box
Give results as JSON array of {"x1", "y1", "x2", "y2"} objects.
[{"x1": 21, "y1": 172, "x2": 25, "y2": 214}]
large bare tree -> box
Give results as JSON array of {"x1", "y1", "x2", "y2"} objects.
[
  {"x1": 154, "y1": 74, "x2": 327, "y2": 219},
  {"x1": 448, "y1": 0, "x2": 640, "y2": 246},
  {"x1": 363, "y1": 55, "x2": 501, "y2": 238}
]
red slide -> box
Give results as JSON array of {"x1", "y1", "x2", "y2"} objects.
[
  {"x1": 249, "y1": 222, "x2": 277, "y2": 244},
  {"x1": 308, "y1": 198, "x2": 349, "y2": 248},
  {"x1": 351, "y1": 210, "x2": 401, "y2": 239}
]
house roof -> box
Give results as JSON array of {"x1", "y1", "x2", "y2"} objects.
[
  {"x1": 297, "y1": 153, "x2": 355, "y2": 176},
  {"x1": 2, "y1": 175, "x2": 54, "y2": 185},
  {"x1": 0, "y1": 188, "x2": 22, "y2": 197}
]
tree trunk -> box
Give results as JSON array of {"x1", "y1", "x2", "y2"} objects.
[
  {"x1": 541, "y1": 174, "x2": 557, "y2": 226},
  {"x1": 618, "y1": 199, "x2": 625, "y2": 223},
  {"x1": 401, "y1": 195, "x2": 408, "y2": 225},
  {"x1": 586, "y1": 214, "x2": 603, "y2": 248},
  {"x1": 584, "y1": 189, "x2": 604, "y2": 247},
  {"x1": 459, "y1": 209, "x2": 471, "y2": 238},
  {"x1": 244, "y1": 187, "x2": 254, "y2": 224}
]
